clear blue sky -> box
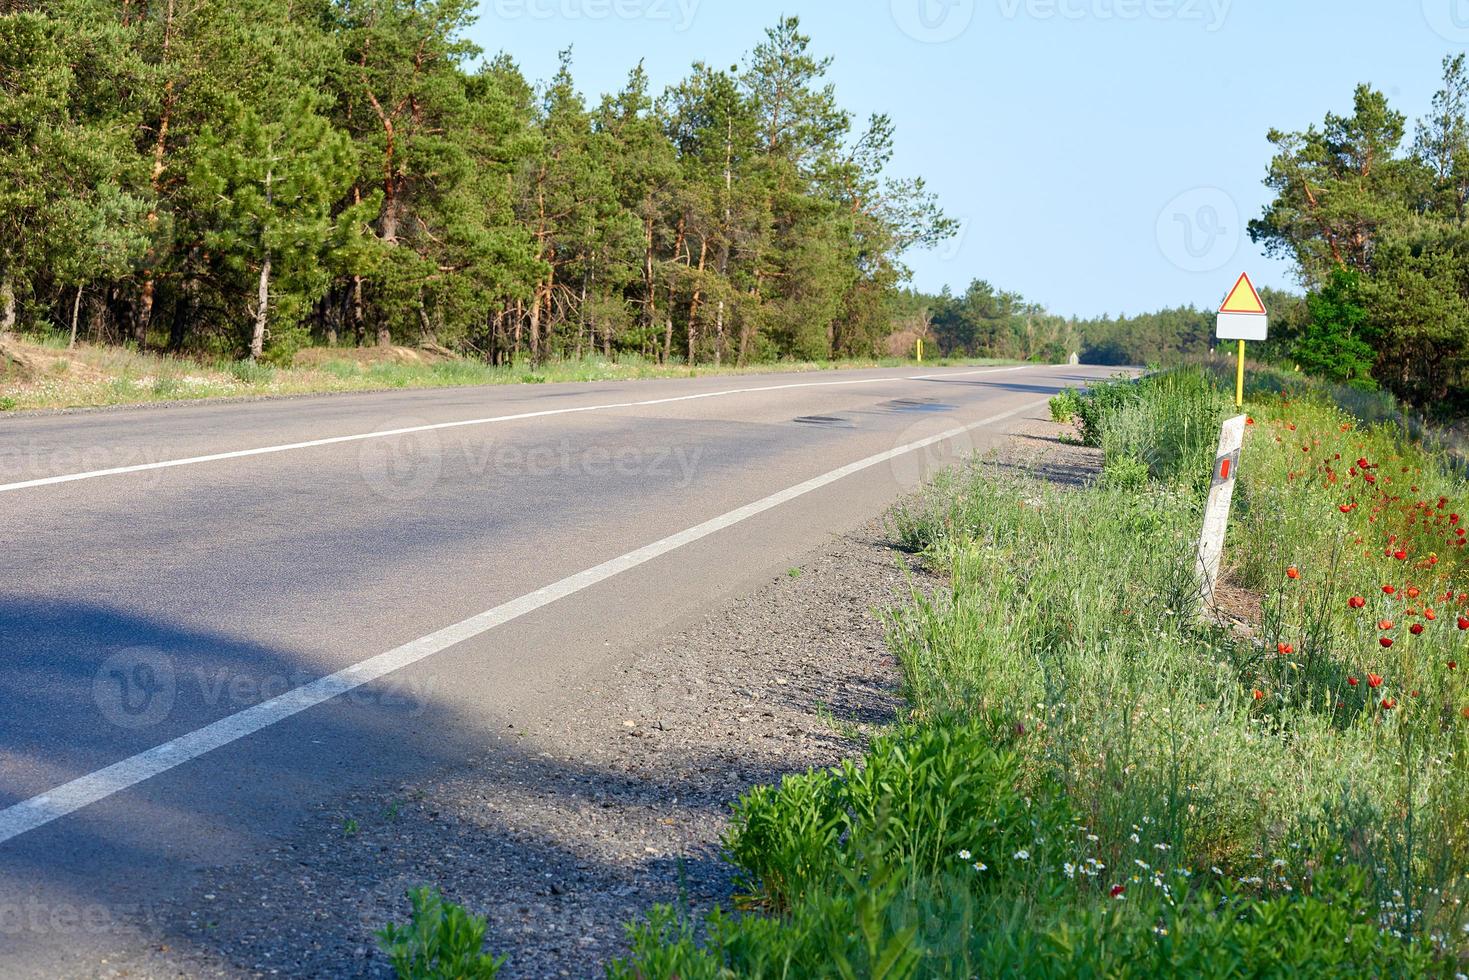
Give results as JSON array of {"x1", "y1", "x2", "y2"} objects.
[{"x1": 466, "y1": 0, "x2": 1460, "y2": 318}]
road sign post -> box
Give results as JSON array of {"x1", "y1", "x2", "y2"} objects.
[
  {"x1": 1216, "y1": 272, "x2": 1267, "y2": 408},
  {"x1": 1235, "y1": 339, "x2": 1245, "y2": 406}
]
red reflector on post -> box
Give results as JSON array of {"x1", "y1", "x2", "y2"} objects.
[{"x1": 1220, "y1": 458, "x2": 1231, "y2": 480}]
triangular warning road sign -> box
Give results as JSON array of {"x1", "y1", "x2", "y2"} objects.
[{"x1": 1219, "y1": 272, "x2": 1266, "y2": 315}]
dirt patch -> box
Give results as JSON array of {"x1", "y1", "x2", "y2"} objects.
[
  {"x1": 1206, "y1": 577, "x2": 1265, "y2": 636},
  {"x1": 0, "y1": 337, "x2": 36, "y2": 382},
  {"x1": 85, "y1": 415, "x2": 1100, "y2": 979}
]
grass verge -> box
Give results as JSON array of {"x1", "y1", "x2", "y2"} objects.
[
  {"x1": 0, "y1": 335, "x2": 1013, "y2": 413},
  {"x1": 594, "y1": 366, "x2": 1469, "y2": 977}
]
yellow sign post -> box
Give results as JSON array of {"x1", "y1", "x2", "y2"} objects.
[
  {"x1": 1216, "y1": 272, "x2": 1268, "y2": 409},
  {"x1": 916, "y1": 338, "x2": 923, "y2": 363},
  {"x1": 1235, "y1": 339, "x2": 1245, "y2": 407}
]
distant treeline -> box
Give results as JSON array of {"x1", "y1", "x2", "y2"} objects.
[
  {"x1": 891, "y1": 281, "x2": 1308, "y2": 368},
  {"x1": 0, "y1": 4, "x2": 952, "y2": 364}
]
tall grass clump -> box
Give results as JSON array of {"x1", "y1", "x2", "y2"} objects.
[{"x1": 1079, "y1": 367, "x2": 1231, "y2": 491}]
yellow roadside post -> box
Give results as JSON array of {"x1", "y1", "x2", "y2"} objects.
[
  {"x1": 1236, "y1": 339, "x2": 1245, "y2": 407},
  {"x1": 1216, "y1": 272, "x2": 1267, "y2": 409},
  {"x1": 916, "y1": 338, "x2": 923, "y2": 363}
]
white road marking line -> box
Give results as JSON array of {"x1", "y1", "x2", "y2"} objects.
[
  {"x1": 0, "y1": 396, "x2": 1050, "y2": 846},
  {"x1": 0, "y1": 365, "x2": 1037, "y2": 494}
]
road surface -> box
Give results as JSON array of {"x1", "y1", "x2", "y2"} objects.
[{"x1": 0, "y1": 361, "x2": 1117, "y2": 975}]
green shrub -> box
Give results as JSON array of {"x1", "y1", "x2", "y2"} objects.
[
  {"x1": 615, "y1": 865, "x2": 1446, "y2": 978},
  {"x1": 726, "y1": 721, "x2": 1052, "y2": 912},
  {"x1": 1099, "y1": 452, "x2": 1149, "y2": 491},
  {"x1": 377, "y1": 887, "x2": 504, "y2": 979},
  {"x1": 1049, "y1": 387, "x2": 1083, "y2": 423},
  {"x1": 227, "y1": 358, "x2": 275, "y2": 384}
]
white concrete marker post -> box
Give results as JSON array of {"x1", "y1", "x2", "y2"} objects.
[{"x1": 1195, "y1": 414, "x2": 1247, "y2": 605}]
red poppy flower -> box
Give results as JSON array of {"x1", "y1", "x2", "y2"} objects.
[
  {"x1": 1348, "y1": 596, "x2": 1367, "y2": 609},
  {"x1": 1348, "y1": 676, "x2": 1359, "y2": 687},
  {"x1": 1286, "y1": 566, "x2": 1300, "y2": 580},
  {"x1": 1458, "y1": 617, "x2": 1469, "y2": 631},
  {"x1": 1449, "y1": 661, "x2": 1458, "y2": 671},
  {"x1": 1410, "y1": 624, "x2": 1424, "y2": 636},
  {"x1": 1384, "y1": 585, "x2": 1397, "y2": 595},
  {"x1": 1252, "y1": 689, "x2": 1265, "y2": 700},
  {"x1": 1381, "y1": 698, "x2": 1397, "y2": 710},
  {"x1": 1379, "y1": 619, "x2": 1395, "y2": 631},
  {"x1": 1407, "y1": 587, "x2": 1421, "y2": 599},
  {"x1": 1277, "y1": 642, "x2": 1294, "y2": 655},
  {"x1": 1368, "y1": 673, "x2": 1384, "y2": 688},
  {"x1": 1425, "y1": 609, "x2": 1437, "y2": 621},
  {"x1": 1110, "y1": 884, "x2": 1125, "y2": 897},
  {"x1": 1381, "y1": 637, "x2": 1395, "y2": 648},
  {"x1": 1339, "y1": 504, "x2": 1353, "y2": 513},
  {"x1": 1394, "y1": 550, "x2": 1408, "y2": 561}
]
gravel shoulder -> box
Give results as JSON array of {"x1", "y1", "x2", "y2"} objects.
[{"x1": 90, "y1": 416, "x2": 1102, "y2": 979}]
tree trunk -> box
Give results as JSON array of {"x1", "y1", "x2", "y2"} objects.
[
  {"x1": 714, "y1": 299, "x2": 725, "y2": 366},
  {"x1": 69, "y1": 286, "x2": 83, "y2": 348},
  {"x1": 714, "y1": 115, "x2": 733, "y2": 366},
  {"x1": 576, "y1": 270, "x2": 588, "y2": 360},
  {"x1": 137, "y1": 0, "x2": 178, "y2": 347},
  {"x1": 687, "y1": 238, "x2": 707, "y2": 366},
  {"x1": 250, "y1": 253, "x2": 270, "y2": 360},
  {"x1": 529, "y1": 281, "x2": 543, "y2": 362},
  {"x1": 0, "y1": 274, "x2": 15, "y2": 335},
  {"x1": 513, "y1": 298, "x2": 523, "y2": 359},
  {"x1": 135, "y1": 279, "x2": 153, "y2": 347},
  {"x1": 351, "y1": 275, "x2": 365, "y2": 345},
  {"x1": 644, "y1": 214, "x2": 656, "y2": 336}
]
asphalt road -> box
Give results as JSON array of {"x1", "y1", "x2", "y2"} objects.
[{"x1": 0, "y1": 361, "x2": 1118, "y2": 975}]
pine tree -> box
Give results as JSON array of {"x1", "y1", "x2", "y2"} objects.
[{"x1": 190, "y1": 93, "x2": 358, "y2": 359}]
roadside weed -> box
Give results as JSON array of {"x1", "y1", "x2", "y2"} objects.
[{"x1": 377, "y1": 887, "x2": 504, "y2": 980}]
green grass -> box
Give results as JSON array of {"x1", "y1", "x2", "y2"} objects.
[{"x1": 607, "y1": 368, "x2": 1469, "y2": 979}]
